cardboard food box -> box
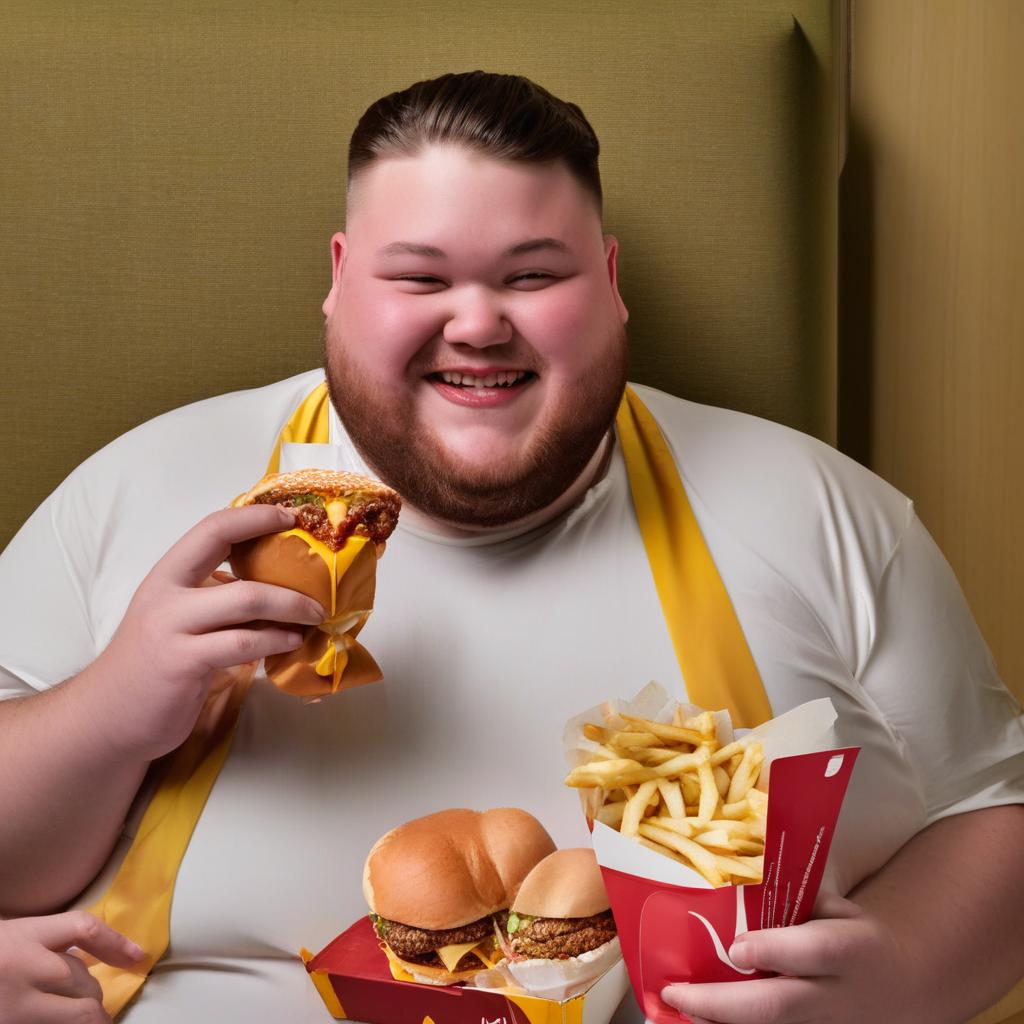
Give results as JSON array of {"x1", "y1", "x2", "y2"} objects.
[
  {"x1": 303, "y1": 916, "x2": 631, "y2": 1024},
  {"x1": 563, "y1": 688, "x2": 858, "y2": 1024}
]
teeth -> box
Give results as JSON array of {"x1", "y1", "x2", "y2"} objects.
[{"x1": 439, "y1": 370, "x2": 528, "y2": 388}]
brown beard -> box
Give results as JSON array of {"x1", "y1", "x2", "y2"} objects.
[{"x1": 321, "y1": 325, "x2": 628, "y2": 528}]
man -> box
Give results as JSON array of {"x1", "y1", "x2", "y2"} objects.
[{"x1": 0, "y1": 72, "x2": 1022, "y2": 1024}]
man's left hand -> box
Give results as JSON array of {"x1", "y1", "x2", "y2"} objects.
[{"x1": 660, "y1": 892, "x2": 920, "y2": 1024}]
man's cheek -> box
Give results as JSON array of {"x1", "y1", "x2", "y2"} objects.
[{"x1": 343, "y1": 290, "x2": 438, "y2": 348}]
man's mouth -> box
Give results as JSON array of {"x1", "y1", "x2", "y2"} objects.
[{"x1": 428, "y1": 370, "x2": 536, "y2": 390}]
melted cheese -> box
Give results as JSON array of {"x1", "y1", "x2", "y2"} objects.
[
  {"x1": 278, "y1": 530, "x2": 373, "y2": 690},
  {"x1": 437, "y1": 939, "x2": 498, "y2": 973},
  {"x1": 325, "y1": 498, "x2": 349, "y2": 529},
  {"x1": 280, "y1": 528, "x2": 340, "y2": 617}
]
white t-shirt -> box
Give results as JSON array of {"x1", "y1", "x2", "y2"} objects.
[{"x1": 1, "y1": 370, "x2": 1021, "y2": 1024}]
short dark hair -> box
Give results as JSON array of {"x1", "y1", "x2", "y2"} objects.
[{"x1": 348, "y1": 71, "x2": 602, "y2": 209}]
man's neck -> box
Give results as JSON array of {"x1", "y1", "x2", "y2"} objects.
[{"x1": 397, "y1": 432, "x2": 615, "y2": 541}]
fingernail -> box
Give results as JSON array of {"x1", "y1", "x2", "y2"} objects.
[
  {"x1": 126, "y1": 939, "x2": 145, "y2": 959},
  {"x1": 729, "y1": 937, "x2": 753, "y2": 968},
  {"x1": 660, "y1": 983, "x2": 687, "y2": 1009},
  {"x1": 286, "y1": 632, "x2": 304, "y2": 648}
]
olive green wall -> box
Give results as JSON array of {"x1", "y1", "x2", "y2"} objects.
[{"x1": 0, "y1": 1, "x2": 841, "y2": 549}]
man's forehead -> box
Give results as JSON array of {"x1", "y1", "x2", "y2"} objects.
[{"x1": 345, "y1": 144, "x2": 599, "y2": 229}]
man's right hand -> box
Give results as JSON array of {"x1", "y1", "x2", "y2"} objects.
[
  {"x1": 0, "y1": 912, "x2": 143, "y2": 1023},
  {"x1": 81, "y1": 504, "x2": 325, "y2": 761}
]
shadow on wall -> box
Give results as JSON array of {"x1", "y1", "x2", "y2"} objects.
[{"x1": 837, "y1": 110, "x2": 874, "y2": 466}]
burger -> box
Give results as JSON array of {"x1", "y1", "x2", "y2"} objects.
[
  {"x1": 362, "y1": 808, "x2": 557, "y2": 986},
  {"x1": 495, "y1": 847, "x2": 621, "y2": 1000},
  {"x1": 229, "y1": 468, "x2": 400, "y2": 696}
]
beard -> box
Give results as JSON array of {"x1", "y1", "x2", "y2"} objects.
[{"x1": 322, "y1": 325, "x2": 628, "y2": 528}]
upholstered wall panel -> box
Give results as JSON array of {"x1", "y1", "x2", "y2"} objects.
[{"x1": 1, "y1": 1, "x2": 840, "y2": 548}]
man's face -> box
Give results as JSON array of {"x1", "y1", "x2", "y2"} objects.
[{"x1": 322, "y1": 144, "x2": 629, "y2": 526}]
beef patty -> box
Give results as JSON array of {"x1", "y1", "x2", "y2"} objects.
[{"x1": 509, "y1": 910, "x2": 617, "y2": 960}]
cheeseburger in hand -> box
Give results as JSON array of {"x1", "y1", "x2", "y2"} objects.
[
  {"x1": 363, "y1": 808, "x2": 556, "y2": 986},
  {"x1": 229, "y1": 468, "x2": 400, "y2": 697}
]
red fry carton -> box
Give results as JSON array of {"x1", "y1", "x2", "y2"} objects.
[
  {"x1": 563, "y1": 686, "x2": 858, "y2": 1024},
  {"x1": 302, "y1": 916, "x2": 630, "y2": 1024}
]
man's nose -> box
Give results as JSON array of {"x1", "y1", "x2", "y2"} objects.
[{"x1": 442, "y1": 287, "x2": 513, "y2": 347}]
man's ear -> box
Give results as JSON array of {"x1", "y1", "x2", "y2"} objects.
[
  {"x1": 322, "y1": 232, "x2": 349, "y2": 317},
  {"x1": 604, "y1": 235, "x2": 629, "y2": 324}
]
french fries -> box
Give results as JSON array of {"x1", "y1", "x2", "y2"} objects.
[{"x1": 565, "y1": 705, "x2": 768, "y2": 887}]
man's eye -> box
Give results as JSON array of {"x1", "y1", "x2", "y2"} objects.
[
  {"x1": 509, "y1": 272, "x2": 556, "y2": 288},
  {"x1": 393, "y1": 276, "x2": 446, "y2": 288}
]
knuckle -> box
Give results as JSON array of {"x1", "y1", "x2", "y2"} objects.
[
  {"x1": 232, "y1": 631, "x2": 260, "y2": 658},
  {"x1": 71, "y1": 912, "x2": 101, "y2": 944},
  {"x1": 816, "y1": 931, "x2": 847, "y2": 970},
  {"x1": 75, "y1": 1000, "x2": 110, "y2": 1024},
  {"x1": 50, "y1": 955, "x2": 76, "y2": 986},
  {"x1": 748, "y1": 985, "x2": 785, "y2": 1024},
  {"x1": 233, "y1": 581, "x2": 264, "y2": 617}
]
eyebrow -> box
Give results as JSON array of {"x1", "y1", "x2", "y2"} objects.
[{"x1": 377, "y1": 237, "x2": 572, "y2": 259}]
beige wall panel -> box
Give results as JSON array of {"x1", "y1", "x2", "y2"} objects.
[
  {"x1": 843, "y1": 0, "x2": 1024, "y2": 703},
  {"x1": 0, "y1": 1, "x2": 841, "y2": 549}
]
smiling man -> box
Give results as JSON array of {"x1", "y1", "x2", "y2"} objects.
[
  {"x1": 0, "y1": 72, "x2": 1022, "y2": 1024},
  {"x1": 324, "y1": 108, "x2": 628, "y2": 529}
]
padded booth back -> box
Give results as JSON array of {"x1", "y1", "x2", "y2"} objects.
[{"x1": 0, "y1": 0, "x2": 842, "y2": 548}]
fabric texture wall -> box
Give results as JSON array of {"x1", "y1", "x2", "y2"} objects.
[{"x1": 0, "y1": 0, "x2": 841, "y2": 549}]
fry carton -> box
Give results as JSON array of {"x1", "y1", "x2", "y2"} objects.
[{"x1": 562, "y1": 684, "x2": 858, "y2": 1024}]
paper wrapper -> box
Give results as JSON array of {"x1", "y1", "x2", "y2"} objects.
[
  {"x1": 302, "y1": 916, "x2": 631, "y2": 1023},
  {"x1": 230, "y1": 531, "x2": 382, "y2": 698},
  {"x1": 563, "y1": 684, "x2": 859, "y2": 1024}
]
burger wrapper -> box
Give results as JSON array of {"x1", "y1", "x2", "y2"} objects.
[
  {"x1": 230, "y1": 532, "x2": 383, "y2": 698},
  {"x1": 563, "y1": 684, "x2": 858, "y2": 1024},
  {"x1": 302, "y1": 916, "x2": 630, "y2": 1024}
]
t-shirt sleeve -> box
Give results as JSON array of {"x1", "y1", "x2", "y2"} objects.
[
  {"x1": 859, "y1": 509, "x2": 1024, "y2": 823},
  {"x1": 0, "y1": 487, "x2": 99, "y2": 694}
]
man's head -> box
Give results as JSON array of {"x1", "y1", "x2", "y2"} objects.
[{"x1": 322, "y1": 71, "x2": 629, "y2": 528}]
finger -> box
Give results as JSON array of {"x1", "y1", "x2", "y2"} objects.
[
  {"x1": 21, "y1": 991, "x2": 111, "y2": 1023},
  {"x1": 191, "y1": 625, "x2": 305, "y2": 670},
  {"x1": 22, "y1": 912, "x2": 144, "y2": 968},
  {"x1": 728, "y1": 918, "x2": 860, "y2": 977},
  {"x1": 154, "y1": 505, "x2": 299, "y2": 588},
  {"x1": 181, "y1": 579, "x2": 325, "y2": 634},
  {"x1": 661, "y1": 977, "x2": 818, "y2": 1024},
  {"x1": 36, "y1": 952, "x2": 104, "y2": 1002}
]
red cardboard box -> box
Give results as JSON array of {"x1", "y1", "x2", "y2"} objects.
[
  {"x1": 563, "y1": 690, "x2": 858, "y2": 1024},
  {"x1": 303, "y1": 916, "x2": 631, "y2": 1024}
]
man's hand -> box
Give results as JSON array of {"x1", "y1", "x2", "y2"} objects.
[
  {"x1": 661, "y1": 892, "x2": 919, "y2": 1023},
  {"x1": 0, "y1": 503, "x2": 326, "y2": 914},
  {"x1": 0, "y1": 912, "x2": 143, "y2": 1023},
  {"x1": 81, "y1": 504, "x2": 326, "y2": 761},
  {"x1": 661, "y1": 806, "x2": 1024, "y2": 1024}
]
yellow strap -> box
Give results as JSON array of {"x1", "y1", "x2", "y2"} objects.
[
  {"x1": 615, "y1": 386, "x2": 772, "y2": 729},
  {"x1": 88, "y1": 669, "x2": 254, "y2": 1013},
  {"x1": 265, "y1": 381, "x2": 331, "y2": 475},
  {"x1": 88, "y1": 382, "x2": 334, "y2": 1016}
]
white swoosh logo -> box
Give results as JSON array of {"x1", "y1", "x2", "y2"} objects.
[{"x1": 688, "y1": 889, "x2": 756, "y2": 975}]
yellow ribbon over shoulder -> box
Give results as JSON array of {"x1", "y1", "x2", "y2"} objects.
[
  {"x1": 87, "y1": 382, "x2": 333, "y2": 1014},
  {"x1": 616, "y1": 386, "x2": 772, "y2": 729}
]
